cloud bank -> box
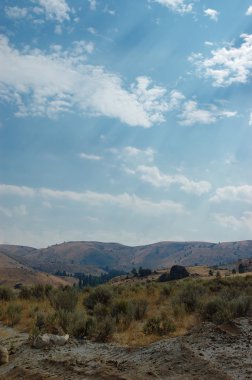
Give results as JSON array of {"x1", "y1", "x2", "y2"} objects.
[{"x1": 0, "y1": 36, "x2": 169, "y2": 128}]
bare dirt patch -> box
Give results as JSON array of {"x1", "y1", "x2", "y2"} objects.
[{"x1": 0, "y1": 318, "x2": 251, "y2": 379}]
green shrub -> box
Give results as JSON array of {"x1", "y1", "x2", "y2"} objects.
[
  {"x1": 56, "y1": 309, "x2": 73, "y2": 332},
  {"x1": 173, "y1": 281, "x2": 205, "y2": 312},
  {"x1": 160, "y1": 285, "x2": 172, "y2": 298},
  {"x1": 111, "y1": 299, "x2": 135, "y2": 330},
  {"x1": 94, "y1": 317, "x2": 115, "y2": 342},
  {"x1": 0, "y1": 286, "x2": 14, "y2": 301},
  {"x1": 93, "y1": 302, "x2": 110, "y2": 319},
  {"x1": 84, "y1": 286, "x2": 112, "y2": 310},
  {"x1": 50, "y1": 287, "x2": 78, "y2": 312},
  {"x1": 35, "y1": 312, "x2": 47, "y2": 330},
  {"x1": 132, "y1": 299, "x2": 148, "y2": 320},
  {"x1": 31, "y1": 284, "x2": 45, "y2": 300},
  {"x1": 71, "y1": 312, "x2": 95, "y2": 339},
  {"x1": 231, "y1": 296, "x2": 252, "y2": 318},
  {"x1": 144, "y1": 317, "x2": 175, "y2": 336},
  {"x1": 202, "y1": 298, "x2": 232, "y2": 324},
  {"x1": 6, "y1": 303, "x2": 22, "y2": 326},
  {"x1": 19, "y1": 286, "x2": 32, "y2": 300}
]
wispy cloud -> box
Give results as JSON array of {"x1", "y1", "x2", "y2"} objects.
[
  {"x1": 178, "y1": 100, "x2": 236, "y2": 126},
  {"x1": 249, "y1": 112, "x2": 252, "y2": 126},
  {"x1": 214, "y1": 212, "x2": 252, "y2": 231},
  {"x1": 0, "y1": 184, "x2": 35, "y2": 197},
  {"x1": 79, "y1": 153, "x2": 102, "y2": 161},
  {"x1": 111, "y1": 146, "x2": 155, "y2": 165},
  {"x1": 136, "y1": 165, "x2": 212, "y2": 195},
  {"x1": 34, "y1": 0, "x2": 71, "y2": 23},
  {"x1": 0, "y1": 204, "x2": 27, "y2": 218},
  {"x1": 5, "y1": 7, "x2": 29, "y2": 19},
  {"x1": 152, "y1": 0, "x2": 193, "y2": 14},
  {"x1": 88, "y1": 0, "x2": 97, "y2": 11},
  {"x1": 204, "y1": 8, "x2": 219, "y2": 22},
  {"x1": 210, "y1": 185, "x2": 252, "y2": 204},
  {"x1": 190, "y1": 34, "x2": 252, "y2": 86},
  {"x1": 0, "y1": 184, "x2": 184, "y2": 215},
  {"x1": 246, "y1": 6, "x2": 252, "y2": 16},
  {"x1": 0, "y1": 36, "x2": 169, "y2": 128},
  {"x1": 5, "y1": 1, "x2": 73, "y2": 25}
]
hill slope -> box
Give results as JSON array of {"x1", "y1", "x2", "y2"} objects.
[
  {"x1": 0, "y1": 250, "x2": 76, "y2": 287},
  {"x1": 1, "y1": 240, "x2": 252, "y2": 274}
]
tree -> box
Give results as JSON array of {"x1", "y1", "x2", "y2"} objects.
[
  {"x1": 138, "y1": 267, "x2": 152, "y2": 277},
  {"x1": 131, "y1": 268, "x2": 137, "y2": 277},
  {"x1": 238, "y1": 263, "x2": 245, "y2": 274}
]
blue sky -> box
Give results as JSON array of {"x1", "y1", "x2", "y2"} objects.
[{"x1": 0, "y1": 0, "x2": 252, "y2": 247}]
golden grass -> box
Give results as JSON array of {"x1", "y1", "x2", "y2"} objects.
[{"x1": 0, "y1": 274, "x2": 251, "y2": 347}]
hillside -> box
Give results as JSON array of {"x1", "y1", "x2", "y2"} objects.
[
  {"x1": 0, "y1": 251, "x2": 76, "y2": 288},
  {"x1": 1, "y1": 240, "x2": 252, "y2": 275}
]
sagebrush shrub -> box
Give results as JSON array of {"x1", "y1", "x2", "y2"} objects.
[
  {"x1": 94, "y1": 316, "x2": 115, "y2": 342},
  {"x1": 6, "y1": 303, "x2": 22, "y2": 326},
  {"x1": 84, "y1": 286, "x2": 112, "y2": 310},
  {"x1": 144, "y1": 317, "x2": 175, "y2": 336},
  {"x1": 133, "y1": 299, "x2": 148, "y2": 320},
  {"x1": 50, "y1": 287, "x2": 78, "y2": 312},
  {"x1": 0, "y1": 286, "x2": 14, "y2": 301},
  {"x1": 173, "y1": 281, "x2": 205, "y2": 312},
  {"x1": 70, "y1": 311, "x2": 95, "y2": 339}
]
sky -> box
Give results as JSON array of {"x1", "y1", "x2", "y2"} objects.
[{"x1": 0, "y1": 0, "x2": 252, "y2": 248}]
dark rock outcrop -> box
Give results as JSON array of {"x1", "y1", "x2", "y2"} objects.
[{"x1": 170, "y1": 265, "x2": 189, "y2": 280}]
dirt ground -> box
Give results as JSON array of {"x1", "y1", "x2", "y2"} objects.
[{"x1": 0, "y1": 318, "x2": 251, "y2": 380}]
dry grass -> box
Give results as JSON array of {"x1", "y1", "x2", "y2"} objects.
[{"x1": 0, "y1": 274, "x2": 251, "y2": 346}]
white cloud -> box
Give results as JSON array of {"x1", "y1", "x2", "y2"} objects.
[
  {"x1": 136, "y1": 165, "x2": 211, "y2": 195},
  {"x1": 0, "y1": 204, "x2": 27, "y2": 218},
  {"x1": 54, "y1": 25, "x2": 63, "y2": 35},
  {"x1": 190, "y1": 34, "x2": 252, "y2": 87},
  {"x1": 178, "y1": 100, "x2": 236, "y2": 126},
  {"x1": 246, "y1": 6, "x2": 252, "y2": 16},
  {"x1": 79, "y1": 153, "x2": 102, "y2": 161},
  {"x1": 34, "y1": 0, "x2": 71, "y2": 23},
  {"x1": 0, "y1": 184, "x2": 35, "y2": 197},
  {"x1": 118, "y1": 146, "x2": 155, "y2": 164},
  {"x1": 249, "y1": 112, "x2": 252, "y2": 126},
  {"x1": 210, "y1": 185, "x2": 252, "y2": 204},
  {"x1": 204, "y1": 8, "x2": 219, "y2": 22},
  {"x1": 5, "y1": 7, "x2": 28, "y2": 19},
  {"x1": 224, "y1": 154, "x2": 237, "y2": 166},
  {"x1": 0, "y1": 206, "x2": 12, "y2": 218},
  {"x1": 88, "y1": 0, "x2": 97, "y2": 11},
  {"x1": 0, "y1": 184, "x2": 184, "y2": 215},
  {"x1": 0, "y1": 36, "x2": 169, "y2": 128},
  {"x1": 215, "y1": 212, "x2": 252, "y2": 231},
  {"x1": 152, "y1": 0, "x2": 193, "y2": 14},
  {"x1": 205, "y1": 41, "x2": 214, "y2": 46}
]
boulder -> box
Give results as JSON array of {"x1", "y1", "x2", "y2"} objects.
[
  {"x1": 170, "y1": 265, "x2": 189, "y2": 280},
  {"x1": 0, "y1": 346, "x2": 9, "y2": 365},
  {"x1": 32, "y1": 333, "x2": 69, "y2": 349}
]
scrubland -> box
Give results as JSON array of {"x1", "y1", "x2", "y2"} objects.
[{"x1": 0, "y1": 274, "x2": 251, "y2": 347}]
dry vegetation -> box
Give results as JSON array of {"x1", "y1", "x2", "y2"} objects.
[{"x1": 0, "y1": 275, "x2": 251, "y2": 347}]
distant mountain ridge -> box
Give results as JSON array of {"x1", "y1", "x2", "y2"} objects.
[{"x1": 1, "y1": 240, "x2": 252, "y2": 274}]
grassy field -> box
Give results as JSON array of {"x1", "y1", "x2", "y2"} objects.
[{"x1": 0, "y1": 274, "x2": 251, "y2": 347}]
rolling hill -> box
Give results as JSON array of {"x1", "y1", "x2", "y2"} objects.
[
  {"x1": 0, "y1": 250, "x2": 76, "y2": 288},
  {"x1": 1, "y1": 240, "x2": 252, "y2": 275}
]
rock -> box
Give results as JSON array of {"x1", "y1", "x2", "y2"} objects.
[
  {"x1": 170, "y1": 265, "x2": 189, "y2": 280},
  {"x1": 0, "y1": 346, "x2": 9, "y2": 365},
  {"x1": 32, "y1": 334, "x2": 69, "y2": 349}
]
